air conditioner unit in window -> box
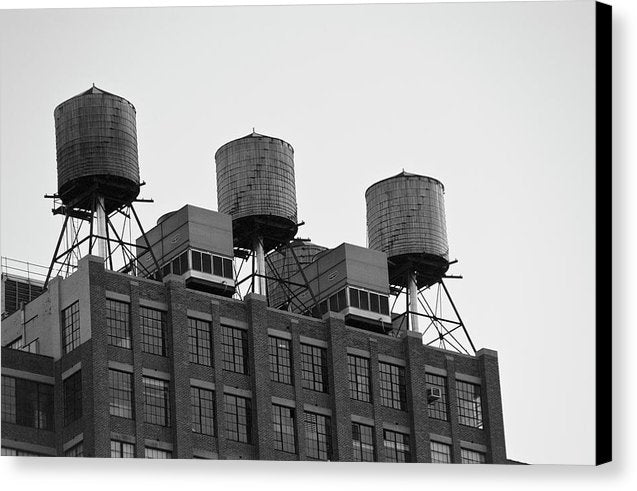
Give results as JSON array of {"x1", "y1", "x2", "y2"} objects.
[{"x1": 427, "y1": 387, "x2": 442, "y2": 404}]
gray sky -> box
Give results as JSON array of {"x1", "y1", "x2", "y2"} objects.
[{"x1": 0, "y1": 1, "x2": 597, "y2": 464}]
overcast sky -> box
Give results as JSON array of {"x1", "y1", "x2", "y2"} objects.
[{"x1": 0, "y1": 1, "x2": 597, "y2": 465}]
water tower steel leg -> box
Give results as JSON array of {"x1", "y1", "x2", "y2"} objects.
[
  {"x1": 95, "y1": 195, "x2": 107, "y2": 259},
  {"x1": 44, "y1": 214, "x2": 70, "y2": 288},
  {"x1": 409, "y1": 271, "x2": 419, "y2": 331},
  {"x1": 254, "y1": 236, "x2": 266, "y2": 295}
]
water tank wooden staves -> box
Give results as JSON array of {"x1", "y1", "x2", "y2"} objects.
[
  {"x1": 55, "y1": 85, "x2": 140, "y2": 213},
  {"x1": 215, "y1": 132, "x2": 298, "y2": 251},
  {"x1": 365, "y1": 171, "x2": 450, "y2": 288}
]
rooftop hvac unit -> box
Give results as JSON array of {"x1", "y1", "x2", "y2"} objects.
[{"x1": 427, "y1": 387, "x2": 442, "y2": 404}]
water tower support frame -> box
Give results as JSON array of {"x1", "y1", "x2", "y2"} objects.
[
  {"x1": 43, "y1": 194, "x2": 162, "y2": 287},
  {"x1": 390, "y1": 278, "x2": 477, "y2": 355}
]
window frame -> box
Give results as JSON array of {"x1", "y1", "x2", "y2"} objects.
[
  {"x1": 188, "y1": 317, "x2": 212, "y2": 366},
  {"x1": 269, "y1": 336, "x2": 292, "y2": 385},
  {"x1": 456, "y1": 380, "x2": 483, "y2": 429},
  {"x1": 352, "y1": 422, "x2": 375, "y2": 462},
  {"x1": 62, "y1": 301, "x2": 80, "y2": 354},
  {"x1": 63, "y1": 371, "x2": 82, "y2": 426},
  {"x1": 383, "y1": 429, "x2": 411, "y2": 462},
  {"x1": 140, "y1": 306, "x2": 167, "y2": 357},
  {"x1": 272, "y1": 404, "x2": 296, "y2": 454},
  {"x1": 106, "y1": 299, "x2": 131, "y2": 349},
  {"x1": 191, "y1": 386, "x2": 215, "y2": 436},
  {"x1": 221, "y1": 325, "x2": 249, "y2": 374},
  {"x1": 348, "y1": 354, "x2": 371, "y2": 403},
  {"x1": 300, "y1": 343, "x2": 328, "y2": 393},
  {"x1": 304, "y1": 411, "x2": 331, "y2": 461},
  {"x1": 224, "y1": 393, "x2": 252, "y2": 444},
  {"x1": 108, "y1": 369, "x2": 134, "y2": 419},
  {"x1": 378, "y1": 362, "x2": 407, "y2": 410},
  {"x1": 143, "y1": 376, "x2": 170, "y2": 427}
]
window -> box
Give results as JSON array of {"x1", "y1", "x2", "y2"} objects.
[
  {"x1": 5, "y1": 336, "x2": 22, "y2": 349},
  {"x1": 269, "y1": 336, "x2": 292, "y2": 384},
  {"x1": 1, "y1": 447, "x2": 44, "y2": 456},
  {"x1": 352, "y1": 422, "x2": 375, "y2": 462},
  {"x1": 426, "y1": 374, "x2": 448, "y2": 421},
  {"x1": 145, "y1": 447, "x2": 172, "y2": 459},
  {"x1": 111, "y1": 440, "x2": 135, "y2": 458},
  {"x1": 109, "y1": 369, "x2": 134, "y2": 419},
  {"x1": 64, "y1": 442, "x2": 83, "y2": 457},
  {"x1": 221, "y1": 325, "x2": 248, "y2": 374},
  {"x1": 2, "y1": 375, "x2": 53, "y2": 430},
  {"x1": 23, "y1": 338, "x2": 39, "y2": 354},
  {"x1": 188, "y1": 317, "x2": 212, "y2": 366},
  {"x1": 348, "y1": 288, "x2": 390, "y2": 315},
  {"x1": 224, "y1": 394, "x2": 251, "y2": 443},
  {"x1": 191, "y1": 386, "x2": 215, "y2": 436},
  {"x1": 62, "y1": 301, "x2": 80, "y2": 354},
  {"x1": 461, "y1": 448, "x2": 486, "y2": 464},
  {"x1": 140, "y1": 306, "x2": 167, "y2": 356},
  {"x1": 300, "y1": 344, "x2": 328, "y2": 393},
  {"x1": 63, "y1": 371, "x2": 82, "y2": 426},
  {"x1": 106, "y1": 299, "x2": 131, "y2": 349},
  {"x1": 191, "y1": 250, "x2": 233, "y2": 279},
  {"x1": 272, "y1": 404, "x2": 296, "y2": 453},
  {"x1": 348, "y1": 355, "x2": 371, "y2": 402},
  {"x1": 305, "y1": 412, "x2": 331, "y2": 461},
  {"x1": 170, "y1": 250, "x2": 189, "y2": 276},
  {"x1": 379, "y1": 362, "x2": 406, "y2": 410},
  {"x1": 430, "y1": 441, "x2": 452, "y2": 463},
  {"x1": 383, "y1": 429, "x2": 410, "y2": 462},
  {"x1": 143, "y1": 376, "x2": 170, "y2": 426},
  {"x1": 456, "y1": 381, "x2": 483, "y2": 429}
]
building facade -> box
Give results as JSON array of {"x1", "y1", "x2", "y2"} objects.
[{"x1": 1, "y1": 254, "x2": 507, "y2": 462}]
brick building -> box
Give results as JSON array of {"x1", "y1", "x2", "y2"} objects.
[{"x1": 1, "y1": 229, "x2": 508, "y2": 462}]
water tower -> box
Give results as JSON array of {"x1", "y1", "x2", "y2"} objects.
[
  {"x1": 216, "y1": 131, "x2": 316, "y2": 302},
  {"x1": 366, "y1": 171, "x2": 475, "y2": 354},
  {"x1": 44, "y1": 85, "x2": 160, "y2": 285}
]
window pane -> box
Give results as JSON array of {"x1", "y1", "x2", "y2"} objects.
[
  {"x1": 145, "y1": 447, "x2": 172, "y2": 459},
  {"x1": 224, "y1": 394, "x2": 251, "y2": 443},
  {"x1": 188, "y1": 317, "x2": 212, "y2": 366},
  {"x1": 143, "y1": 377, "x2": 170, "y2": 426},
  {"x1": 352, "y1": 422, "x2": 375, "y2": 462},
  {"x1": 359, "y1": 291, "x2": 369, "y2": 311},
  {"x1": 456, "y1": 381, "x2": 483, "y2": 428},
  {"x1": 349, "y1": 288, "x2": 359, "y2": 308},
  {"x1": 461, "y1": 448, "x2": 486, "y2": 464},
  {"x1": 300, "y1": 344, "x2": 328, "y2": 393},
  {"x1": 140, "y1": 307, "x2": 167, "y2": 356},
  {"x1": 202, "y1": 253, "x2": 212, "y2": 274},
  {"x1": 383, "y1": 429, "x2": 410, "y2": 462},
  {"x1": 191, "y1": 251, "x2": 202, "y2": 271},
  {"x1": 430, "y1": 441, "x2": 452, "y2": 463},
  {"x1": 305, "y1": 412, "x2": 331, "y2": 460},
  {"x1": 221, "y1": 325, "x2": 248, "y2": 374},
  {"x1": 111, "y1": 440, "x2": 135, "y2": 458},
  {"x1": 213, "y1": 256, "x2": 223, "y2": 276},
  {"x1": 223, "y1": 258, "x2": 234, "y2": 279},
  {"x1": 337, "y1": 289, "x2": 347, "y2": 311},
  {"x1": 191, "y1": 386, "x2": 215, "y2": 436},
  {"x1": 109, "y1": 369, "x2": 134, "y2": 419},
  {"x1": 272, "y1": 404, "x2": 296, "y2": 454},
  {"x1": 63, "y1": 371, "x2": 82, "y2": 426},
  {"x1": 379, "y1": 296, "x2": 390, "y2": 316},
  {"x1": 369, "y1": 293, "x2": 380, "y2": 313},
  {"x1": 269, "y1": 336, "x2": 292, "y2": 384},
  {"x1": 379, "y1": 362, "x2": 406, "y2": 410},
  {"x1": 106, "y1": 299, "x2": 131, "y2": 349},
  {"x1": 62, "y1": 302, "x2": 80, "y2": 354},
  {"x1": 348, "y1": 355, "x2": 370, "y2": 402},
  {"x1": 426, "y1": 374, "x2": 448, "y2": 421}
]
